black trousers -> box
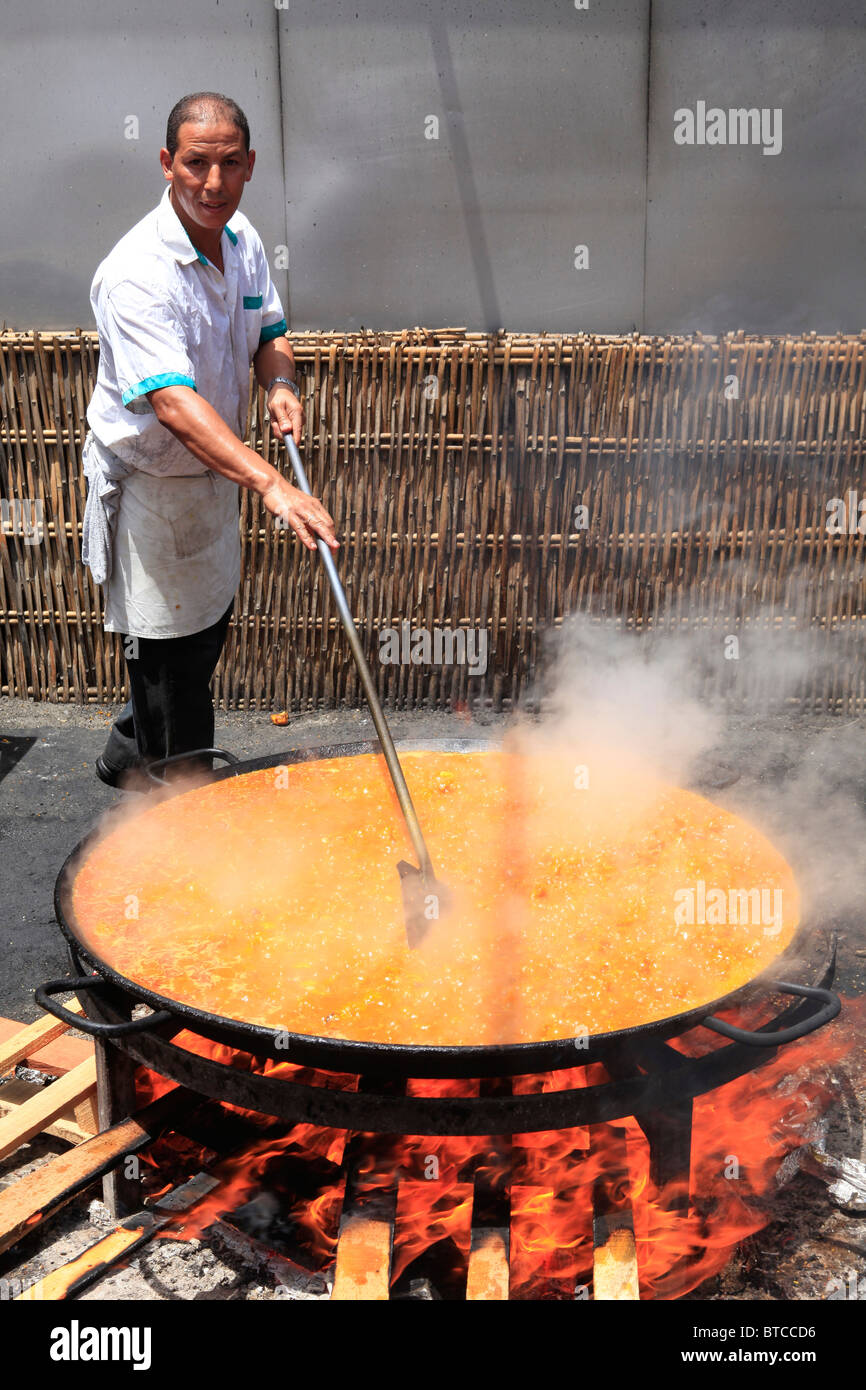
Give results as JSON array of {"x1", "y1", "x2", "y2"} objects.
[{"x1": 101, "y1": 601, "x2": 234, "y2": 777}]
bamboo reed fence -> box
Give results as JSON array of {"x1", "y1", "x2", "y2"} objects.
[{"x1": 1, "y1": 328, "x2": 864, "y2": 713}]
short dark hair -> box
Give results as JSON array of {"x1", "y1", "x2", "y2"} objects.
[{"x1": 165, "y1": 92, "x2": 250, "y2": 158}]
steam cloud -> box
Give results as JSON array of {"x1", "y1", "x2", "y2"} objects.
[{"x1": 517, "y1": 609, "x2": 866, "y2": 938}]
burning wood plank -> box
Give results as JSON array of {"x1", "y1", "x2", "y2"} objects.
[
  {"x1": 329, "y1": 1080, "x2": 402, "y2": 1300},
  {"x1": 0, "y1": 1084, "x2": 195, "y2": 1255},
  {"x1": 466, "y1": 1112, "x2": 511, "y2": 1300},
  {"x1": 14, "y1": 1173, "x2": 220, "y2": 1301},
  {"x1": 592, "y1": 1224, "x2": 641, "y2": 1301},
  {"x1": 466, "y1": 1228, "x2": 509, "y2": 1300},
  {"x1": 14, "y1": 1215, "x2": 162, "y2": 1300},
  {"x1": 591, "y1": 1118, "x2": 641, "y2": 1301},
  {"x1": 331, "y1": 1215, "x2": 393, "y2": 1300}
]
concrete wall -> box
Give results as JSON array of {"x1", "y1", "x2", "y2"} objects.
[
  {"x1": 279, "y1": 0, "x2": 649, "y2": 333},
  {"x1": 0, "y1": 1, "x2": 288, "y2": 331},
  {"x1": 645, "y1": 0, "x2": 866, "y2": 333},
  {"x1": 1, "y1": 1, "x2": 863, "y2": 333}
]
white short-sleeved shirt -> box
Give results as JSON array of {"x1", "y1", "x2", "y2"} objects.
[
  {"x1": 84, "y1": 184, "x2": 287, "y2": 639},
  {"x1": 87, "y1": 183, "x2": 287, "y2": 472}
]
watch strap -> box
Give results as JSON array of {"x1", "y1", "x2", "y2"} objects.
[{"x1": 265, "y1": 376, "x2": 300, "y2": 400}]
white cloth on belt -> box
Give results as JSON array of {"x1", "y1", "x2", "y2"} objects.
[
  {"x1": 102, "y1": 466, "x2": 241, "y2": 639},
  {"x1": 81, "y1": 428, "x2": 241, "y2": 639},
  {"x1": 80, "y1": 429, "x2": 136, "y2": 585}
]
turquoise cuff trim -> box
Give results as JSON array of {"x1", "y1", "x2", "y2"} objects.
[
  {"x1": 122, "y1": 373, "x2": 197, "y2": 407},
  {"x1": 224, "y1": 224, "x2": 238, "y2": 246},
  {"x1": 258, "y1": 318, "x2": 288, "y2": 346},
  {"x1": 243, "y1": 294, "x2": 263, "y2": 309}
]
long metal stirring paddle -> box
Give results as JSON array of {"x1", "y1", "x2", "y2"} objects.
[{"x1": 279, "y1": 430, "x2": 451, "y2": 945}]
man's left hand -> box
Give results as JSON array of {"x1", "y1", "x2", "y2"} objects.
[{"x1": 267, "y1": 386, "x2": 304, "y2": 444}]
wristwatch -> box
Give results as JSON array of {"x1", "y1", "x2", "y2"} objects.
[{"x1": 265, "y1": 376, "x2": 301, "y2": 400}]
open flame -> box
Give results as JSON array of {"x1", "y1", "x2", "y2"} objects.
[{"x1": 137, "y1": 998, "x2": 859, "y2": 1299}]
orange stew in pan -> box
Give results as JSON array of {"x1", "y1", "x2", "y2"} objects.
[{"x1": 71, "y1": 750, "x2": 799, "y2": 1046}]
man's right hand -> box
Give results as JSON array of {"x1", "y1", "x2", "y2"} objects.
[{"x1": 260, "y1": 476, "x2": 339, "y2": 553}]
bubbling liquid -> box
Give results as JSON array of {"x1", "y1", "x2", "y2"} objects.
[{"x1": 70, "y1": 750, "x2": 799, "y2": 1046}]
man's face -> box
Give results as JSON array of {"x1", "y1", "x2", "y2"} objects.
[{"x1": 160, "y1": 119, "x2": 255, "y2": 232}]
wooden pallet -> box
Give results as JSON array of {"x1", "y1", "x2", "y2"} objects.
[
  {"x1": 0, "y1": 1002, "x2": 97, "y2": 1158},
  {"x1": 0, "y1": 1081, "x2": 194, "y2": 1258},
  {"x1": 0, "y1": 1006, "x2": 641, "y2": 1299}
]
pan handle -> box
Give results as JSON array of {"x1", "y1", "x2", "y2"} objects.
[
  {"x1": 34, "y1": 976, "x2": 174, "y2": 1037},
  {"x1": 701, "y1": 981, "x2": 841, "y2": 1047},
  {"x1": 145, "y1": 747, "x2": 239, "y2": 787}
]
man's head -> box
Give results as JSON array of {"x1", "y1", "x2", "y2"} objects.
[{"x1": 160, "y1": 93, "x2": 255, "y2": 236}]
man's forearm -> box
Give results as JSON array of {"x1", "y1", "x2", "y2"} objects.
[
  {"x1": 148, "y1": 384, "x2": 279, "y2": 493},
  {"x1": 146, "y1": 382, "x2": 337, "y2": 552},
  {"x1": 253, "y1": 335, "x2": 297, "y2": 392}
]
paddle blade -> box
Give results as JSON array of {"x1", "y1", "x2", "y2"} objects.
[{"x1": 396, "y1": 860, "x2": 453, "y2": 948}]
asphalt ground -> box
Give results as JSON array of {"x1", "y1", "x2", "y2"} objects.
[{"x1": 0, "y1": 696, "x2": 864, "y2": 1024}]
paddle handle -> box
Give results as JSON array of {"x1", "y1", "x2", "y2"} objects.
[{"x1": 280, "y1": 431, "x2": 435, "y2": 882}]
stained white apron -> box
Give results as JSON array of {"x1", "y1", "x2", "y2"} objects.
[{"x1": 103, "y1": 468, "x2": 241, "y2": 639}]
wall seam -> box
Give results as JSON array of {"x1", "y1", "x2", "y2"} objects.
[
  {"x1": 275, "y1": 5, "x2": 291, "y2": 328},
  {"x1": 641, "y1": 0, "x2": 654, "y2": 333}
]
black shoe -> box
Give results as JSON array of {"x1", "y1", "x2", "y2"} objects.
[{"x1": 95, "y1": 755, "x2": 151, "y2": 793}]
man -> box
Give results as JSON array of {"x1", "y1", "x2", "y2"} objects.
[{"x1": 82, "y1": 91, "x2": 338, "y2": 790}]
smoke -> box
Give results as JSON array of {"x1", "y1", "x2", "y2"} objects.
[
  {"x1": 515, "y1": 608, "x2": 866, "y2": 936},
  {"x1": 516, "y1": 617, "x2": 721, "y2": 787}
]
